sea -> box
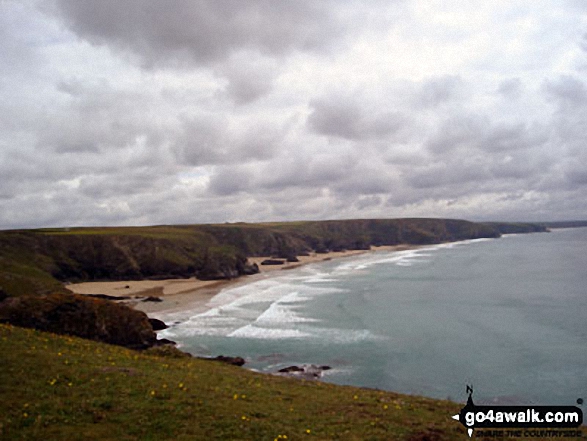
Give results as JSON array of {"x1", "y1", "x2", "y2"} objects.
[{"x1": 158, "y1": 227, "x2": 587, "y2": 406}]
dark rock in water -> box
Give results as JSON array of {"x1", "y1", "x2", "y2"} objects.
[
  {"x1": 154, "y1": 337, "x2": 176, "y2": 346},
  {"x1": 278, "y1": 365, "x2": 304, "y2": 373},
  {"x1": 260, "y1": 259, "x2": 285, "y2": 265},
  {"x1": 286, "y1": 256, "x2": 299, "y2": 262},
  {"x1": 87, "y1": 294, "x2": 131, "y2": 301},
  {"x1": 211, "y1": 355, "x2": 246, "y2": 366},
  {"x1": 0, "y1": 293, "x2": 157, "y2": 350},
  {"x1": 149, "y1": 318, "x2": 168, "y2": 331},
  {"x1": 276, "y1": 364, "x2": 331, "y2": 380},
  {"x1": 142, "y1": 296, "x2": 163, "y2": 302}
]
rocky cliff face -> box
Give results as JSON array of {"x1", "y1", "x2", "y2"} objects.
[
  {"x1": 0, "y1": 293, "x2": 157, "y2": 349},
  {"x1": 0, "y1": 218, "x2": 548, "y2": 299},
  {"x1": 484, "y1": 222, "x2": 550, "y2": 234}
]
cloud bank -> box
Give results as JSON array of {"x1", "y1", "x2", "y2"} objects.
[{"x1": 0, "y1": 0, "x2": 586, "y2": 228}]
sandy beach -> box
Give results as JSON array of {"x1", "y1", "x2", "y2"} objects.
[{"x1": 66, "y1": 245, "x2": 415, "y2": 316}]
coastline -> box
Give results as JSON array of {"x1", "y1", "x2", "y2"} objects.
[{"x1": 66, "y1": 244, "x2": 417, "y2": 317}]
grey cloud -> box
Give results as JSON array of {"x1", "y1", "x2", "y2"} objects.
[
  {"x1": 56, "y1": 78, "x2": 85, "y2": 97},
  {"x1": 425, "y1": 115, "x2": 488, "y2": 154},
  {"x1": 543, "y1": 76, "x2": 587, "y2": 150},
  {"x1": 0, "y1": 2, "x2": 46, "y2": 79},
  {"x1": 175, "y1": 116, "x2": 227, "y2": 165},
  {"x1": 208, "y1": 166, "x2": 253, "y2": 196},
  {"x1": 78, "y1": 169, "x2": 176, "y2": 199},
  {"x1": 565, "y1": 167, "x2": 587, "y2": 186},
  {"x1": 206, "y1": 151, "x2": 358, "y2": 197},
  {"x1": 222, "y1": 70, "x2": 274, "y2": 105},
  {"x1": 416, "y1": 75, "x2": 464, "y2": 108},
  {"x1": 174, "y1": 115, "x2": 281, "y2": 166},
  {"x1": 252, "y1": 157, "x2": 307, "y2": 192},
  {"x1": 256, "y1": 153, "x2": 358, "y2": 192},
  {"x1": 215, "y1": 52, "x2": 278, "y2": 104},
  {"x1": 42, "y1": 80, "x2": 165, "y2": 154},
  {"x1": 489, "y1": 155, "x2": 544, "y2": 180},
  {"x1": 543, "y1": 75, "x2": 587, "y2": 108},
  {"x1": 332, "y1": 163, "x2": 399, "y2": 196},
  {"x1": 308, "y1": 96, "x2": 407, "y2": 141},
  {"x1": 426, "y1": 116, "x2": 548, "y2": 155},
  {"x1": 406, "y1": 161, "x2": 492, "y2": 190},
  {"x1": 497, "y1": 78, "x2": 523, "y2": 99},
  {"x1": 354, "y1": 195, "x2": 383, "y2": 210},
  {"x1": 238, "y1": 126, "x2": 281, "y2": 162},
  {"x1": 2, "y1": 1, "x2": 587, "y2": 229},
  {"x1": 46, "y1": 0, "x2": 346, "y2": 67},
  {"x1": 479, "y1": 122, "x2": 548, "y2": 152}
]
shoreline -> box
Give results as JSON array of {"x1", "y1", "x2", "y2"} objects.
[{"x1": 66, "y1": 244, "x2": 418, "y2": 317}]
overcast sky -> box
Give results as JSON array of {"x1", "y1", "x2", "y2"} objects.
[{"x1": 1, "y1": 0, "x2": 586, "y2": 229}]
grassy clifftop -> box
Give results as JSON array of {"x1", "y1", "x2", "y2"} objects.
[
  {"x1": 0, "y1": 218, "x2": 547, "y2": 299},
  {"x1": 3, "y1": 323, "x2": 566, "y2": 441}
]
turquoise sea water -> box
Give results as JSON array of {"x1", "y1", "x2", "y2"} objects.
[{"x1": 159, "y1": 228, "x2": 587, "y2": 405}]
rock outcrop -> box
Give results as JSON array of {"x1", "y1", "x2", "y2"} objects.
[
  {"x1": 276, "y1": 364, "x2": 331, "y2": 380},
  {"x1": 148, "y1": 318, "x2": 168, "y2": 331},
  {"x1": 260, "y1": 259, "x2": 285, "y2": 265},
  {"x1": 0, "y1": 293, "x2": 157, "y2": 350},
  {"x1": 207, "y1": 355, "x2": 246, "y2": 366}
]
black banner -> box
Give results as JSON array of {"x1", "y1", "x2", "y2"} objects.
[{"x1": 452, "y1": 387, "x2": 583, "y2": 437}]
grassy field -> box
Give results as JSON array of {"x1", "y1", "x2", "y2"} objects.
[{"x1": 1, "y1": 324, "x2": 571, "y2": 441}]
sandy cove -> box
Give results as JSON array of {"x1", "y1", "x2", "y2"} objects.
[{"x1": 66, "y1": 245, "x2": 416, "y2": 317}]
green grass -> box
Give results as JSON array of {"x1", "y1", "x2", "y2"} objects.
[
  {"x1": 1, "y1": 324, "x2": 571, "y2": 441},
  {"x1": 35, "y1": 226, "x2": 203, "y2": 239},
  {"x1": 0, "y1": 258, "x2": 67, "y2": 298}
]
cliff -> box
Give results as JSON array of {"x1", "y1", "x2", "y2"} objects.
[
  {"x1": 0, "y1": 293, "x2": 157, "y2": 349},
  {"x1": 0, "y1": 218, "x2": 547, "y2": 299}
]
